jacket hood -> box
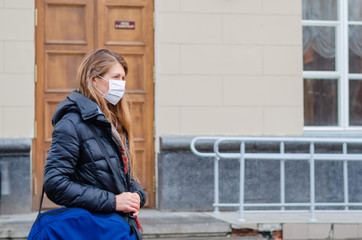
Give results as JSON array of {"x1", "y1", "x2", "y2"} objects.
[{"x1": 52, "y1": 91, "x2": 102, "y2": 126}]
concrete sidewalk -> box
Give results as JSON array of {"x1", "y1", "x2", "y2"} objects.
[
  {"x1": 1, "y1": 210, "x2": 362, "y2": 239},
  {"x1": 206, "y1": 211, "x2": 362, "y2": 240},
  {"x1": 139, "y1": 210, "x2": 232, "y2": 239},
  {"x1": 140, "y1": 210, "x2": 362, "y2": 239}
]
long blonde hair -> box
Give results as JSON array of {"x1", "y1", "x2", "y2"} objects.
[{"x1": 77, "y1": 49, "x2": 137, "y2": 176}]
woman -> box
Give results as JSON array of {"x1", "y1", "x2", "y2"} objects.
[{"x1": 43, "y1": 49, "x2": 145, "y2": 239}]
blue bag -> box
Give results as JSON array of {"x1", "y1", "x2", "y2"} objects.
[{"x1": 28, "y1": 207, "x2": 136, "y2": 240}]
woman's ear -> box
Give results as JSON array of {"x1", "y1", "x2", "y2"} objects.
[{"x1": 91, "y1": 77, "x2": 97, "y2": 86}]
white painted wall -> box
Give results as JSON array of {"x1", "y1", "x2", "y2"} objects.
[
  {"x1": 0, "y1": 0, "x2": 34, "y2": 138},
  {"x1": 155, "y1": 0, "x2": 303, "y2": 138}
]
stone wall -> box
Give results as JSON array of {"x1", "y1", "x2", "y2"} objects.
[
  {"x1": 158, "y1": 136, "x2": 362, "y2": 211},
  {"x1": 0, "y1": 139, "x2": 31, "y2": 214}
]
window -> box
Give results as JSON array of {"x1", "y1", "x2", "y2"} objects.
[{"x1": 303, "y1": 0, "x2": 362, "y2": 130}]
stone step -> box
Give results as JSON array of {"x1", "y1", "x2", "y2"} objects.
[
  {"x1": 150, "y1": 237, "x2": 267, "y2": 240},
  {"x1": 139, "y1": 210, "x2": 232, "y2": 239}
]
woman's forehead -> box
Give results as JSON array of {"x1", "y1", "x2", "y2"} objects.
[{"x1": 106, "y1": 62, "x2": 125, "y2": 75}]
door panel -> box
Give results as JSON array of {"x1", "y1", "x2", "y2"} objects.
[
  {"x1": 45, "y1": 51, "x2": 85, "y2": 91},
  {"x1": 123, "y1": 54, "x2": 145, "y2": 91},
  {"x1": 45, "y1": 4, "x2": 89, "y2": 44},
  {"x1": 44, "y1": 99, "x2": 61, "y2": 141},
  {"x1": 105, "y1": 7, "x2": 143, "y2": 44},
  {"x1": 34, "y1": 0, "x2": 154, "y2": 209}
]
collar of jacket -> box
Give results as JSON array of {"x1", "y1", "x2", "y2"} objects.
[
  {"x1": 67, "y1": 91, "x2": 100, "y2": 120},
  {"x1": 52, "y1": 90, "x2": 109, "y2": 126}
]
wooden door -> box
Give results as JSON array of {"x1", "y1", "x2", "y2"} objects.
[{"x1": 33, "y1": 0, "x2": 154, "y2": 209}]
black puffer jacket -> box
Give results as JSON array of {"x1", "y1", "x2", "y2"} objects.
[{"x1": 44, "y1": 91, "x2": 146, "y2": 213}]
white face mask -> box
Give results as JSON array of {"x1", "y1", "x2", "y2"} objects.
[{"x1": 97, "y1": 75, "x2": 126, "y2": 105}]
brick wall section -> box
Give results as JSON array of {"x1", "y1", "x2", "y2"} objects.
[
  {"x1": 156, "y1": 0, "x2": 303, "y2": 137},
  {"x1": 0, "y1": 0, "x2": 34, "y2": 137}
]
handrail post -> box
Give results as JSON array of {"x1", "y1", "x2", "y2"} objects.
[
  {"x1": 214, "y1": 156, "x2": 220, "y2": 214},
  {"x1": 280, "y1": 142, "x2": 285, "y2": 211},
  {"x1": 309, "y1": 143, "x2": 317, "y2": 222},
  {"x1": 343, "y1": 143, "x2": 349, "y2": 211},
  {"x1": 238, "y1": 141, "x2": 246, "y2": 222}
]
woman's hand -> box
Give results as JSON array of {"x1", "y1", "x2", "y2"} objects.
[{"x1": 115, "y1": 192, "x2": 141, "y2": 216}]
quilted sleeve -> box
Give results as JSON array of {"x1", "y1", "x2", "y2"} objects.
[{"x1": 129, "y1": 178, "x2": 146, "y2": 208}]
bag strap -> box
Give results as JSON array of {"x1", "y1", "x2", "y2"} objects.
[
  {"x1": 38, "y1": 186, "x2": 45, "y2": 215},
  {"x1": 88, "y1": 124, "x2": 124, "y2": 193}
]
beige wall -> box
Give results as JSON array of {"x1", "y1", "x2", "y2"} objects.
[
  {"x1": 156, "y1": 0, "x2": 303, "y2": 137},
  {"x1": 0, "y1": 0, "x2": 34, "y2": 138},
  {"x1": 0, "y1": 0, "x2": 303, "y2": 139}
]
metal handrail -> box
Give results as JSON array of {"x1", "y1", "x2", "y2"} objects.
[
  {"x1": 190, "y1": 137, "x2": 219, "y2": 157},
  {"x1": 190, "y1": 136, "x2": 362, "y2": 222}
]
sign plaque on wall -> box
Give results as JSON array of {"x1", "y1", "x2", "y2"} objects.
[{"x1": 115, "y1": 20, "x2": 135, "y2": 30}]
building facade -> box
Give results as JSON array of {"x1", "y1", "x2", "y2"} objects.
[{"x1": 0, "y1": 0, "x2": 360, "y2": 213}]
